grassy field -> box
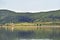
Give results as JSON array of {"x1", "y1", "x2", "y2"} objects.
[{"x1": 0, "y1": 22, "x2": 60, "y2": 31}]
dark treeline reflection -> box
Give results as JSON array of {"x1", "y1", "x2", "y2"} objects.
[
  {"x1": 17, "y1": 31, "x2": 34, "y2": 39},
  {"x1": 0, "y1": 28, "x2": 60, "y2": 40},
  {"x1": 0, "y1": 28, "x2": 35, "y2": 40}
]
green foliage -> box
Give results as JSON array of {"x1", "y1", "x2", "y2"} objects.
[{"x1": 0, "y1": 9, "x2": 60, "y2": 24}]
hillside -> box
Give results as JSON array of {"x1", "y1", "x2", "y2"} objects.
[{"x1": 0, "y1": 9, "x2": 60, "y2": 24}]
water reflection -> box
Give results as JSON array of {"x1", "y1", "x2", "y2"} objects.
[
  {"x1": 15, "y1": 38, "x2": 53, "y2": 40},
  {"x1": 0, "y1": 27, "x2": 60, "y2": 40},
  {"x1": 17, "y1": 31, "x2": 34, "y2": 38}
]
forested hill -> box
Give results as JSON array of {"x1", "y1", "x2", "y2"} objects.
[{"x1": 0, "y1": 9, "x2": 60, "y2": 24}]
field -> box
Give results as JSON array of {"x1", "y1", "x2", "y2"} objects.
[{"x1": 0, "y1": 22, "x2": 60, "y2": 31}]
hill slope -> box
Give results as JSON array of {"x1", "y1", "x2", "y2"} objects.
[{"x1": 0, "y1": 9, "x2": 60, "y2": 24}]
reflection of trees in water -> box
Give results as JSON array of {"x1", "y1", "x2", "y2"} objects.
[
  {"x1": 0, "y1": 28, "x2": 60, "y2": 40},
  {"x1": 0, "y1": 29, "x2": 17, "y2": 40},
  {"x1": 0, "y1": 29, "x2": 34, "y2": 40},
  {"x1": 17, "y1": 31, "x2": 34, "y2": 38}
]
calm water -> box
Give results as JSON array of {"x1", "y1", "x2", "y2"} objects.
[
  {"x1": 19, "y1": 39, "x2": 53, "y2": 40},
  {"x1": 0, "y1": 26, "x2": 60, "y2": 40}
]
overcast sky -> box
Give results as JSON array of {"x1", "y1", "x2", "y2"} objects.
[{"x1": 0, "y1": 0, "x2": 60, "y2": 12}]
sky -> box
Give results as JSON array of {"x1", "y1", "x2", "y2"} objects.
[{"x1": 0, "y1": 0, "x2": 60, "y2": 12}]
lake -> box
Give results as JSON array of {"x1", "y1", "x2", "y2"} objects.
[{"x1": 20, "y1": 39, "x2": 53, "y2": 40}]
